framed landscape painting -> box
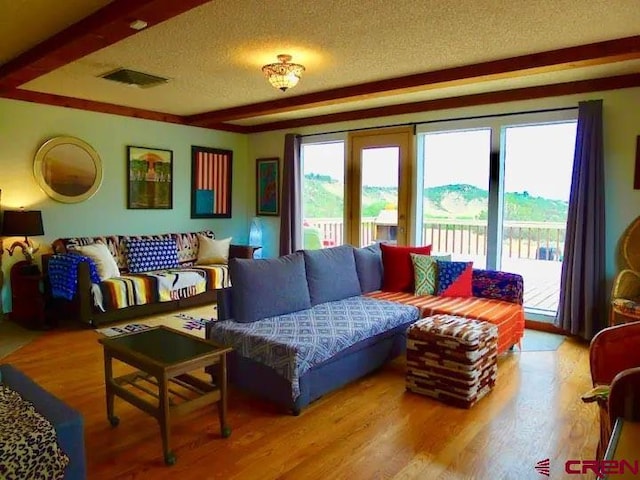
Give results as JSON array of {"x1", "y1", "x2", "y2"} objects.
[
  {"x1": 256, "y1": 157, "x2": 279, "y2": 216},
  {"x1": 191, "y1": 146, "x2": 233, "y2": 218},
  {"x1": 127, "y1": 146, "x2": 173, "y2": 209}
]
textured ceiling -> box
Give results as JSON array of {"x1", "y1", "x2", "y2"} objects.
[
  {"x1": 3, "y1": 0, "x2": 640, "y2": 127},
  {"x1": 0, "y1": 0, "x2": 112, "y2": 64}
]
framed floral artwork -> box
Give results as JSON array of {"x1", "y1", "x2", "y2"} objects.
[{"x1": 127, "y1": 146, "x2": 173, "y2": 209}]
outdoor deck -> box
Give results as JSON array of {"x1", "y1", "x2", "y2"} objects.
[
  {"x1": 503, "y1": 258, "x2": 561, "y2": 314},
  {"x1": 451, "y1": 256, "x2": 561, "y2": 315}
]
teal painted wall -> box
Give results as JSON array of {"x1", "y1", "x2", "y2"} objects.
[
  {"x1": 248, "y1": 87, "x2": 640, "y2": 293},
  {"x1": 0, "y1": 98, "x2": 251, "y2": 312}
]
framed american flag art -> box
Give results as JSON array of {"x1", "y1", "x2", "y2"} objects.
[{"x1": 190, "y1": 146, "x2": 233, "y2": 218}]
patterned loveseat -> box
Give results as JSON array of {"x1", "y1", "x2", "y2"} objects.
[{"x1": 46, "y1": 230, "x2": 254, "y2": 326}]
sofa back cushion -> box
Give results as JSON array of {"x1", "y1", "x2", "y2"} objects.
[
  {"x1": 229, "y1": 252, "x2": 311, "y2": 323},
  {"x1": 53, "y1": 230, "x2": 216, "y2": 272},
  {"x1": 173, "y1": 230, "x2": 215, "y2": 266},
  {"x1": 380, "y1": 243, "x2": 432, "y2": 292},
  {"x1": 54, "y1": 235, "x2": 120, "y2": 264},
  {"x1": 353, "y1": 243, "x2": 383, "y2": 294},
  {"x1": 303, "y1": 245, "x2": 361, "y2": 305},
  {"x1": 126, "y1": 238, "x2": 179, "y2": 273}
]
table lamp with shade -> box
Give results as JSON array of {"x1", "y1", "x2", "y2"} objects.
[{"x1": 1, "y1": 209, "x2": 45, "y2": 265}]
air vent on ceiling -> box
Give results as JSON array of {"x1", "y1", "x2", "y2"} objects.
[{"x1": 99, "y1": 68, "x2": 169, "y2": 88}]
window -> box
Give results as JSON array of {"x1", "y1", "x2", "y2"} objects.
[
  {"x1": 301, "y1": 138, "x2": 346, "y2": 249},
  {"x1": 417, "y1": 110, "x2": 577, "y2": 318}
]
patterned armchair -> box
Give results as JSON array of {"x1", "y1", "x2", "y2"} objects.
[
  {"x1": 584, "y1": 322, "x2": 640, "y2": 459},
  {"x1": 610, "y1": 215, "x2": 640, "y2": 325}
]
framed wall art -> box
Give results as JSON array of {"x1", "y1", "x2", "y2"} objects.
[
  {"x1": 127, "y1": 146, "x2": 173, "y2": 209},
  {"x1": 191, "y1": 146, "x2": 233, "y2": 218},
  {"x1": 256, "y1": 157, "x2": 279, "y2": 216},
  {"x1": 33, "y1": 136, "x2": 103, "y2": 203}
]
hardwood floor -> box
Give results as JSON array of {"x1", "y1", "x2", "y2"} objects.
[{"x1": 4, "y1": 312, "x2": 599, "y2": 480}]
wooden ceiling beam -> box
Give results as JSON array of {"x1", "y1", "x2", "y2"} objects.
[
  {"x1": 0, "y1": 0, "x2": 212, "y2": 91},
  {"x1": 243, "y1": 73, "x2": 640, "y2": 133},
  {"x1": 1, "y1": 89, "x2": 247, "y2": 133},
  {"x1": 187, "y1": 35, "x2": 640, "y2": 126}
]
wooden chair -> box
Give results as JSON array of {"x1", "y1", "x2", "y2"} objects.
[
  {"x1": 610, "y1": 216, "x2": 640, "y2": 326},
  {"x1": 584, "y1": 322, "x2": 640, "y2": 459}
]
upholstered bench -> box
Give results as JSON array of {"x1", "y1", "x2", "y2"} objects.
[
  {"x1": 406, "y1": 315, "x2": 498, "y2": 408},
  {"x1": 0, "y1": 364, "x2": 86, "y2": 479}
]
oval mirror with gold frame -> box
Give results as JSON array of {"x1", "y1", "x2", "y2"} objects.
[{"x1": 33, "y1": 136, "x2": 103, "y2": 203}]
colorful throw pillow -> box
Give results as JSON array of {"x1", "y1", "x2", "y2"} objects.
[
  {"x1": 126, "y1": 239, "x2": 179, "y2": 273},
  {"x1": 196, "y1": 235, "x2": 232, "y2": 265},
  {"x1": 411, "y1": 253, "x2": 451, "y2": 296},
  {"x1": 436, "y1": 260, "x2": 473, "y2": 297},
  {"x1": 75, "y1": 243, "x2": 120, "y2": 281},
  {"x1": 380, "y1": 244, "x2": 432, "y2": 292}
]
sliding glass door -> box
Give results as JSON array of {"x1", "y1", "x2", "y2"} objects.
[
  {"x1": 501, "y1": 122, "x2": 576, "y2": 314},
  {"x1": 418, "y1": 111, "x2": 577, "y2": 318}
]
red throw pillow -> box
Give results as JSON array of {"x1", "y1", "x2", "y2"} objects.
[{"x1": 380, "y1": 243, "x2": 432, "y2": 292}]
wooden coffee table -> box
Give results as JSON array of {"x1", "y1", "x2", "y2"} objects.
[{"x1": 98, "y1": 326, "x2": 232, "y2": 465}]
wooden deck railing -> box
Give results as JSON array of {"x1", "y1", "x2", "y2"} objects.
[{"x1": 306, "y1": 218, "x2": 566, "y2": 261}]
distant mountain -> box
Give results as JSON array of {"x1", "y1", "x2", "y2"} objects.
[{"x1": 302, "y1": 175, "x2": 568, "y2": 221}]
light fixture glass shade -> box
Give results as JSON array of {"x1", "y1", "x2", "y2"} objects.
[{"x1": 262, "y1": 54, "x2": 305, "y2": 92}]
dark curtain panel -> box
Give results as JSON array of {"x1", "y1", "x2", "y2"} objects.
[
  {"x1": 555, "y1": 99, "x2": 606, "y2": 340},
  {"x1": 279, "y1": 133, "x2": 302, "y2": 256}
]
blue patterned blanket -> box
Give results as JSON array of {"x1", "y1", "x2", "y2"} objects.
[
  {"x1": 48, "y1": 254, "x2": 101, "y2": 300},
  {"x1": 208, "y1": 296, "x2": 419, "y2": 400}
]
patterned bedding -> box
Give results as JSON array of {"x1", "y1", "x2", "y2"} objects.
[{"x1": 208, "y1": 295, "x2": 420, "y2": 400}]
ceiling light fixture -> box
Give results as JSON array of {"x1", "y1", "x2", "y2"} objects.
[{"x1": 261, "y1": 54, "x2": 305, "y2": 92}]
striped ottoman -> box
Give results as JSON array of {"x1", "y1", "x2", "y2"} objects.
[{"x1": 406, "y1": 314, "x2": 498, "y2": 408}]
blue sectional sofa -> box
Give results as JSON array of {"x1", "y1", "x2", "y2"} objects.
[
  {"x1": 0, "y1": 364, "x2": 86, "y2": 479},
  {"x1": 207, "y1": 244, "x2": 420, "y2": 414}
]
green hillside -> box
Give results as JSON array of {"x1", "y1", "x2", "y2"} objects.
[{"x1": 303, "y1": 175, "x2": 568, "y2": 222}]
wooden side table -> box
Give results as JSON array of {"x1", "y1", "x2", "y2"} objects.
[
  {"x1": 9, "y1": 260, "x2": 47, "y2": 330},
  {"x1": 229, "y1": 244, "x2": 261, "y2": 259}
]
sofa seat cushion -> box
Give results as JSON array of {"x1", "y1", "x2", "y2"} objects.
[
  {"x1": 367, "y1": 291, "x2": 524, "y2": 354},
  {"x1": 208, "y1": 295, "x2": 420, "y2": 400},
  {"x1": 97, "y1": 266, "x2": 229, "y2": 311}
]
